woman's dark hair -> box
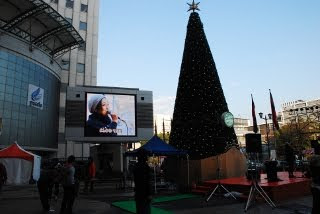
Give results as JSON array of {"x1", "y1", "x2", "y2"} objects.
[
  {"x1": 95, "y1": 100, "x2": 103, "y2": 112},
  {"x1": 67, "y1": 155, "x2": 75, "y2": 163}
]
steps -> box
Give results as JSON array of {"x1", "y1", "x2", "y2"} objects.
[{"x1": 192, "y1": 184, "x2": 214, "y2": 195}]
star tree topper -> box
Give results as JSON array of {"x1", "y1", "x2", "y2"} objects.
[{"x1": 187, "y1": 0, "x2": 200, "y2": 12}]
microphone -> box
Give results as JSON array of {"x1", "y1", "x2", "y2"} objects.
[
  {"x1": 107, "y1": 111, "x2": 123, "y2": 121},
  {"x1": 108, "y1": 111, "x2": 128, "y2": 135}
]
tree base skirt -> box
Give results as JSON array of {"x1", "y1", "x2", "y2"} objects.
[{"x1": 163, "y1": 147, "x2": 247, "y2": 188}]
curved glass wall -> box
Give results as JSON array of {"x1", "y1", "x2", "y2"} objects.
[{"x1": 0, "y1": 50, "x2": 60, "y2": 149}]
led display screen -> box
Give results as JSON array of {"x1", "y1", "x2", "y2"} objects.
[{"x1": 85, "y1": 93, "x2": 136, "y2": 137}]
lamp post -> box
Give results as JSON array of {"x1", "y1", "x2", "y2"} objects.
[{"x1": 259, "y1": 112, "x2": 272, "y2": 159}]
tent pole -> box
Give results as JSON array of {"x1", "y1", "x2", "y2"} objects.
[{"x1": 153, "y1": 154, "x2": 157, "y2": 194}]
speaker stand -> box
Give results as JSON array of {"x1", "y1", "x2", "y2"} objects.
[
  {"x1": 244, "y1": 153, "x2": 276, "y2": 212},
  {"x1": 206, "y1": 155, "x2": 237, "y2": 202}
]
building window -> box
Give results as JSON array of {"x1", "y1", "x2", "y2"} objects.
[
  {"x1": 78, "y1": 43, "x2": 86, "y2": 51},
  {"x1": 81, "y1": 4, "x2": 88, "y2": 12},
  {"x1": 76, "y1": 63, "x2": 85, "y2": 73},
  {"x1": 79, "y1": 22, "x2": 87, "y2": 31},
  {"x1": 65, "y1": 17, "x2": 72, "y2": 24},
  {"x1": 66, "y1": 0, "x2": 74, "y2": 8},
  {"x1": 61, "y1": 60, "x2": 70, "y2": 70}
]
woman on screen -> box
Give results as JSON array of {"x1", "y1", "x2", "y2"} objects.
[{"x1": 86, "y1": 94, "x2": 118, "y2": 136}]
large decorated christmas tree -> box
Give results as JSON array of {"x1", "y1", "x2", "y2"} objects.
[{"x1": 170, "y1": 6, "x2": 238, "y2": 159}]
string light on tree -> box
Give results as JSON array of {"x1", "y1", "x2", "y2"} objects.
[{"x1": 170, "y1": 2, "x2": 238, "y2": 159}]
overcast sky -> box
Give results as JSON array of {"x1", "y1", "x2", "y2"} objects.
[{"x1": 97, "y1": 1, "x2": 320, "y2": 124}]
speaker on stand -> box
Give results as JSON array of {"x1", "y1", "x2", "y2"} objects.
[
  {"x1": 244, "y1": 133, "x2": 276, "y2": 212},
  {"x1": 245, "y1": 134, "x2": 262, "y2": 180}
]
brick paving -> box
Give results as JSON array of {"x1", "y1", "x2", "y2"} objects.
[{"x1": 0, "y1": 181, "x2": 313, "y2": 214}]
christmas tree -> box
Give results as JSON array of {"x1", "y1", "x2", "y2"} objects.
[{"x1": 169, "y1": 11, "x2": 238, "y2": 159}]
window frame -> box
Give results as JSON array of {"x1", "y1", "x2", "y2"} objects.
[
  {"x1": 76, "y1": 63, "x2": 85, "y2": 73},
  {"x1": 79, "y1": 21, "x2": 87, "y2": 31},
  {"x1": 81, "y1": 4, "x2": 88, "y2": 12}
]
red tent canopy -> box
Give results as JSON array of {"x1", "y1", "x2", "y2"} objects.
[{"x1": 0, "y1": 143, "x2": 33, "y2": 161}]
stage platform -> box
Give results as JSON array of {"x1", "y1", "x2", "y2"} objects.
[{"x1": 192, "y1": 171, "x2": 311, "y2": 201}]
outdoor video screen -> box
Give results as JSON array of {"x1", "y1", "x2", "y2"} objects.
[{"x1": 85, "y1": 93, "x2": 136, "y2": 137}]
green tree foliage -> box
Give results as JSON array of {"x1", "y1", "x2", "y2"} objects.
[
  {"x1": 276, "y1": 115, "x2": 320, "y2": 158},
  {"x1": 156, "y1": 132, "x2": 170, "y2": 143}
]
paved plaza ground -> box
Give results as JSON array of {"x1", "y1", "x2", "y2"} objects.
[{"x1": 0, "y1": 180, "x2": 314, "y2": 214}]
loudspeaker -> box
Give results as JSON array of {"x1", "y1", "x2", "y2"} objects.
[
  {"x1": 265, "y1": 161, "x2": 278, "y2": 182},
  {"x1": 246, "y1": 167, "x2": 261, "y2": 180},
  {"x1": 245, "y1": 133, "x2": 262, "y2": 153}
]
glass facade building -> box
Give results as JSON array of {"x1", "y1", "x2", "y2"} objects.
[{"x1": 0, "y1": 50, "x2": 60, "y2": 150}]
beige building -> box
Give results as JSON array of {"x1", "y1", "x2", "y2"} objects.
[
  {"x1": 233, "y1": 117, "x2": 251, "y2": 147},
  {"x1": 280, "y1": 99, "x2": 320, "y2": 125},
  {"x1": 44, "y1": 0, "x2": 100, "y2": 158}
]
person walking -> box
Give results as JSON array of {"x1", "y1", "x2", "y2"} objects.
[
  {"x1": 0, "y1": 162, "x2": 7, "y2": 192},
  {"x1": 84, "y1": 157, "x2": 96, "y2": 193},
  {"x1": 60, "y1": 155, "x2": 76, "y2": 214},
  {"x1": 133, "y1": 149, "x2": 152, "y2": 214}
]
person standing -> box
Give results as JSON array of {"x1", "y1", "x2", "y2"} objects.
[
  {"x1": 309, "y1": 155, "x2": 320, "y2": 214},
  {"x1": 84, "y1": 157, "x2": 96, "y2": 193},
  {"x1": 285, "y1": 142, "x2": 296, "y2": 178},
  {"x1": 37, "y1": 168, "x2": 54, "y2": 211},
  {"x1": 133, "y1": 149, "x2": 152, "y2": 214},
  {"x1": 0, "y1": 162, "x2": 7, "y2": 192},
  {"x1": 53, "y1": 163, "x2": 63, "y2": 201},
  {"x1": 60, "y1": 155, "x2": 76, "y2": 214}
]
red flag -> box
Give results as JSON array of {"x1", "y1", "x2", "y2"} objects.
[
  {"x1": 251, "y1": 94, "x2": 258, "y2": 133},
  {"x1": 154, "y1": 120, "x2": 158, "y2": 135},
  {"x1": 162, "y1": 118, "x2": 166, "y2": 142},
  {"x1": 269, "y1": 89, "x2": 280, "y2": 130}
]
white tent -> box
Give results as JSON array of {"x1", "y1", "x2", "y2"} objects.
[{"x1": 0, "y1": 142, "x2": 41, "y2": 184}]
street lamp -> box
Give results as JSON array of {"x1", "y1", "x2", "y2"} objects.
[{"x1": 259, "y1": 112, "x2": 272, "y2": 159}]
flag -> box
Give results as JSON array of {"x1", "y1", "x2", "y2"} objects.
[
  {"x1": 163, "y1": 118, "x2": 166, "y2": 142},
  {"x1": 154, "y1": 120, "x2": 158, "y2": 135},
  {"x1": 251, "y1": 94, "x2": 258, "y2": 133},
  {"x1": 269, "y1": 89, "x2": 280, "y2": 130}
]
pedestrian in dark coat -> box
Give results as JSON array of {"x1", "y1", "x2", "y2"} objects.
[
  {"x1": 133, "y1": 149, "x2": 152, "y2": 214},
  {"x1": 60, "y1": 155, "x2": 76, "y2": 214},
  {"x1": 37, "y1": 168, "x2": 54, "y2": 211},
  {"x1": 0, "y1": 162, "x2": 7, "y2": 192}
]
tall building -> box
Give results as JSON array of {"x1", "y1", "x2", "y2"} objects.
[
  {"x1": 233, "y1": 117, "x2": 250, "y2": 147},
  {"x1": 43, "y1": 0, "x2": 100, "y2": 157},
  {"x1": 0, "y1": 0, "x2": 84, "y2": 155},
  {"x1": 280, "y1": 99, "x2": 320, "y2": 125},
  {"x1": 0, "y1": 1, "x2": 153, "y2": 172}
]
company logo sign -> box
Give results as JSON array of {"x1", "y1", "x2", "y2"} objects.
[{"x1": 27, "y1": 84, "x2": 44, "y2": 110}]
